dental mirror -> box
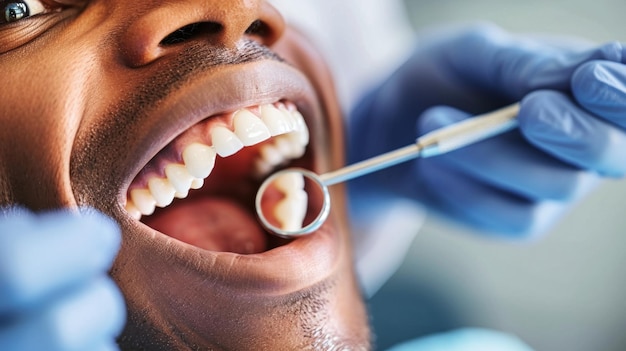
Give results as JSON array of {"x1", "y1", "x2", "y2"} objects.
[
  {"x1": 256, "y1": 103, "x2": 521, "y2": 238},
  {"x1": 255, "y1": 168, "x2": 330, "y2": 238}
]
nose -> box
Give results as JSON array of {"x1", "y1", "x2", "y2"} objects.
[{"x1": 121, "y1": 0, "x2": 285, "y2": 67}]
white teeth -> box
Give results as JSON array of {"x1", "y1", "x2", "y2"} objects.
[
  {"x1": 274, "y1": 170, "x2": 305, "y2": 191},
  {"x1": 266, "y1": 134, "x2": 306, "y2": 163},
  {"x1": 274, "y1": 137, "x2": 297, "y2": 158},
  {"x1": 282, "y1": 134, "x2": 306, "y2": 159},
  {"x1": 254, "y1": 141, "x2": 289, "y2": 177},
  {"x1": 125, "y1": 201, "x2": 142, "y2": 220},
  {"x1": 130, "y1": 189, "x2": 156, "y2": 216},
  {"x1": 182, "y1": 143, "x2": 217, "y2": 179},
  {"x1": 260, "y1": 104, "x2": 294, "y2": 136},
  {"x1": 254, "y1": 161, "x2": 273, "y2": 178},
  {"x1": 233, "y1": 109, "x2": 271, "y2": 146},
  {"x1": 291, "y1": 110, "x2": 310, "y2": 147},
  {"x1": 127, "y1": 103, "x2": 312, "y2": 219},
  {"x1": 273, "y1": 172, "x2": 308, "y2": 232},
  {"x1": 285, "y1": 138, "x2": 306, "y2": 159},
  {"x1": 260, "y1": 144, "x2": 284, "y2": 167},
  {"x1": 148, "y1": 178, "x2": 176, "y2": 208},
  {"x1": 211, "y1": 126, "x2": 243, "y2": 157},
  {"x1": 165, "y1": 164, "x2": 194, "y2": 196},
  {"x1": 191, "y1": 178, "x2": 204, "y2": 189}
]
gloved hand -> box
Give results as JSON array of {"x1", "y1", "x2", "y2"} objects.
[
  {"x1": 348, "y1": 23, "x2": 626, "y2": 237},
  {"x1": 0, "y1": 208, "x2": 125, "y2": 351},
  {"x1": 386, "y1": 328, "x2": 534, "y2": 351}
]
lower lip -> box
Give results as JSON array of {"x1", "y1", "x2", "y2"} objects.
[
  {"x1": 236, "y1": 219, "x2": 342, "y2": 291},
  {"x1": 129, "y1": 203, "x2": 342, "y2": 294}
]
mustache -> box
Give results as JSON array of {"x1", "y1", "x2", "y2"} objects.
[{"x1": 128, "y1": 39, "x2": 284, "y2": 112}]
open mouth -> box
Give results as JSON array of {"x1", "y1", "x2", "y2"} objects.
[{"x1": 124, "y1": 100, "x2": 315, "y2": 254}]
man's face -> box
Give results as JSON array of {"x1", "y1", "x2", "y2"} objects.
[{"x1": 0, "y1": 0, "x2": 370, "y2": 349}]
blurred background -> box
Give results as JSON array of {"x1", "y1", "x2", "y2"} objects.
[{"x1": 369, "y1": 1, "x2": 626, "y2": 350}]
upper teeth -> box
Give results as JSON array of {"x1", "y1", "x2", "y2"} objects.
[{"x1": 125, "y1": 103, "x2": 310, "y2": 220}]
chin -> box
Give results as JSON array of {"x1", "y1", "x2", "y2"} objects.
[{"x1": 67, "y1": 28, "x2": 371, "y2": 350}]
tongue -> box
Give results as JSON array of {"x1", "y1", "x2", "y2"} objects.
[{"x1": 143, "y1": 198, "x2": 267, "y2": 254}]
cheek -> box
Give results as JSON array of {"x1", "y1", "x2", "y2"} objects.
[{"x1": 0, "y1": 48, "x2": 95, "y2": 208}]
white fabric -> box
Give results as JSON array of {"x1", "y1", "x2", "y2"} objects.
[
  {"x1": 269, "y1": 0, "x2": 415, "y2": 109},
  {"x1": 351, "y1": 199, "x2": 426, "y2": 296}
]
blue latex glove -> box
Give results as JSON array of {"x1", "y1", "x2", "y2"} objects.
[
  {"x1": 386, "y1": 328, "x2": 534, "y2": 351},
  {"x1": 0, "y1": 208, "x2": 125, "y2": 351},
  {"x1": 349, "y1": 23, "x2": 626, "y2": 237}
]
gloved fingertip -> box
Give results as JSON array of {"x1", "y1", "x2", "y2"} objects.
[
  {"x1": 572, "y1": 61, "x2": 626, "y2": 123},
  {"x1": 79, "y1": 208, "x2": 122, "y2": 253},
  {"x1": 96, "y1": 277, "x2": 128, "y2": 340},
  {"x1": 0, "y1": 205, "x2": 33, "y2": 219},
  {"x1": 518, "y1": 91, "x2": 568, "y2": 140},
  {"x1": 91, "y1": 341, "x2": 122, "y2": 351},
  {"x1": 38, "y1": 208, "x2": 122, "y2": 260},
  {"x1": 0, "y1": 208, "x2": 34, "y2": 237},
  {"x1": 417, "y1": 106, "x2": 470, "y2": 134},
  {"x1": 41, "y1": 277, "x2": 126, "y2": 351},
  {"x1": 598, "y1": 41, "x2": 624, "y2": 63},
  {"x1": 387, "y1": 328, "x2": 534, "y2": 351}
]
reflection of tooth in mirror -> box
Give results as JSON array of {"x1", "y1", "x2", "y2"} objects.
[
  {"x1": 256, "y1": 168, "x2": 330, "y2": 237},
  {"x1": 273, "y1": 172, "x2": 308, "y2": 231}
]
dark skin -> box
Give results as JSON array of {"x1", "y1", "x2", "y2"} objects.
[{"x1": 0, "y1": 0, "x2": 370, "y2": 349}]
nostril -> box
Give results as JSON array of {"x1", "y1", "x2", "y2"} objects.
[
  {"x1": 245, "y1": 20, "x2": 270, "y2": 38},
  {"x1": 160, "y1": 21, "x2": 223, "y2": 46}
]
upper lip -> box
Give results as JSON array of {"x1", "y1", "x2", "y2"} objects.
[{"x1": 115, "y1": 59, "x2": 342, "y2": 293}]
